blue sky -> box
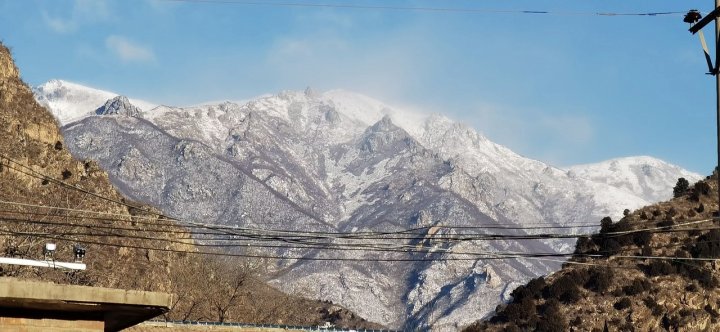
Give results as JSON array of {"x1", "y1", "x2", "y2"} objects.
[{"x1": 0, "y1": 0, "x2": 716, "y2": 174}]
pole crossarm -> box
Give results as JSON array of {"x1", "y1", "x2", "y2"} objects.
[{"x1": 690, "y1": 6, "x2": 720, "y2": 34}]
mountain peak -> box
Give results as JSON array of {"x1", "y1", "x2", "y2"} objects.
[
  {"x1": 359, "y1": 115, "x2": 416, "y2": 153},
  {"x1": 95, "y1": 95, "x2": 141, "y2": 117},
  {"x1": 371, "y1": 115, "x2": 394, "y2": 131},
  {"x1": 304, "y1": 86, "x2": 319, "y2": 98}
]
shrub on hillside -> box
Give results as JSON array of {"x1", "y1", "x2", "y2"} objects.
[
  {"x1": 585, "y1": 266, "x2": 613, "y2": 294},
  {"x1": 643, "y1": 260, "x2": 677, "y2": 277},
  {"x1": 599, "y1": 217, "x2": 613, "y2": 234},
  {"x1": 536, "y1": 299, "x2": 568, "y2": 332},
  {"x1": 643, "y1": 296, "x2": 663, "y2": 316},
  {"x1": 574, "y1": 236, "x2": 595, "y2": 254},
  {"x1": 691, "y1": 181, "x2": 712, "y2": 201},
  {"x1": 498, "y1": 297, "x2": 536, "y2": 323},
  {"x1": 679, "y1": 264, "x2": 717, "y2": 288},
  {"x1": 510, "y1": 277, "x2": 546, "y2": 302},
  {"x1": 674, "y1": 177, "x2": 690, "y2": 198},
  {"x1": 705, "y1": 304, "x2": 720, "y2": 319},
  {"x1": 622, "y1": 278, "x2": 652, "y2": 296},
  {"x1": 614, "y1": 297, "x2": 632, "y2": 310},
  {"x1": 633, "y1": 231, "x2": 653, "y2": 247},
  {"x1": 544, "y1": 274, "x2": 581, "y2": 303},
  {"x1": 690, "y1": 229, "x2": 720, "y2": 258},
  {"x1": 657, "y1": 219, "x2": 674, "y2": 230},
  {"x1": 598, "y1": 238, "x2": 622, "y2": 256}
]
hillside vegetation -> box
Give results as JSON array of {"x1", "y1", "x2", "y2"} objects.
[
  {"x1": 466, "y1": 174, "x2": 720, "y2": 331},
  {"x1": 0, "y1": 42, "x2": 381, "y2": 329}
]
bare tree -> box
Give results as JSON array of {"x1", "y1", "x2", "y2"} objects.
[
  {"x1": 206, "y1": 256, "x2": 250, "y2": 322},
  {"x1": 165, "y1": 257, "x2": 210, "y2": 322}
]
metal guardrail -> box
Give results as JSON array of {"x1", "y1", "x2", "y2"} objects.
[{"x1": 144, "y1": 319, "x2": 402, "y2": 332}]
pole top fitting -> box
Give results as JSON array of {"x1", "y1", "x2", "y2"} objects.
[{"x1": 685, "y1": 10, "x2": 702, "y2": 24}]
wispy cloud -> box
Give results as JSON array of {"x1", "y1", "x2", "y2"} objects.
[
  {"x1": 262, "y1": 22, "x2": 437, "y2": 101},
  {"x1": 42, "y1": 0, "x2": 110, "y2": 34},
  {"x1": 42, "y1": 11, "x2": 76, "y2": 33},
  {"x1": 105, "y1": 36, "x2": 156, "y2": 63}
]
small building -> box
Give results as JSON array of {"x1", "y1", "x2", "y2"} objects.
[{"x1": 0, "y1": 278, "x2": 172, "y2": 332}]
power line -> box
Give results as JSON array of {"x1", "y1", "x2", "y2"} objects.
[
  {"x1": 5, "y1": 155, "x2": 720, "y2": 267},
  {"x1": 2, "y1": 211, "x2": 719, "y2": 261},
  {"x1": 7, "y1": 226, "x2": 720, "y2": 265},
  {"x1": 157, "y1": 0, "x2": 687, "y2": 17},
  {"x1": 0, "y1": 194, "x2": 713, "y2": 243}
]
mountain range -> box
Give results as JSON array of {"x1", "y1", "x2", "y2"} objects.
[{"x1": 33, "y1": 79, "x2": 702, "y2": 330}]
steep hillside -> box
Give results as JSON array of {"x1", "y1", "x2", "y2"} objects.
[
  {"x1": 36, "y1": 79, "x2": 701, "y2": 330},
  {"x1": 466, "y1": 173, "x2": 720, "y2": 331},
  {"x1": 0, "y1": 43, "x2": 380, "y2": 329}
]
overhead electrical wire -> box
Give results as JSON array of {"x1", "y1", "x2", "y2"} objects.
[
  {"x1": 5, "y1": 224, "x2": 720, "y2": 266},
  {"x1": 0, "y1": 161, "x2": 713, "y2": 243},
  {"x1": 3, "y1": 214, "x2": 718, "y2": 259},
  {"x1": 3, "y1": 155, "x2": 720, "y2": 267},
  {"x1": 156, "y1": 0, "x2": 687, "y2": 17}
]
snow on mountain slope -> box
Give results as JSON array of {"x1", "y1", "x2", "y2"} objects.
[
  {"x1": 33, "y1": 79, "x2": 155, "y2": 124},
  {"x1": 36, "y1": 80, "x2": 701, "y2": 330},
  {"x1": 566, "y1": 156, "x2": 703, "y2": 203}
]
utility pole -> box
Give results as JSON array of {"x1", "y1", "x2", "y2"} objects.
[
  {"x1": 715, "y1": 0, "x2": 720, "y2": 214},
  {"x1": 687, "y1": 3, "x2": 720, "y2": 214}
]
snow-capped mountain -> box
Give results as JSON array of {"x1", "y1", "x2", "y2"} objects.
[
  {"x1": 33, "y1": 79, "x2": 155, "y2": 123},
  {"x1": 566, "y1": 156, "x2": 701, "y2": 203},
  {"x1": 35, "y1": 80, "x2": 703, "y2": 330}
]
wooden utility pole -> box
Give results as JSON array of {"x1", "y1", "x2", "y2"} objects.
[
  {"x1": 715, "y1": 0, "x2": 720, "y2": 212},
  {"x1": 687, "y1": 3, "x2": 720, "y2": 213}
]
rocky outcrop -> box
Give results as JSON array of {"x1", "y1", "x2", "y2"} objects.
[{"x1": 95, "y1": 95, "x2": 142, "y2": 117}]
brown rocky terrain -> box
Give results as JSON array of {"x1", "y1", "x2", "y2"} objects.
[
  {"x1": 465, "y1": 173, "x2": 720, "y2": 331},
  {"x1": 0, "y1": 42, "x2": 382, "y2": 329}
]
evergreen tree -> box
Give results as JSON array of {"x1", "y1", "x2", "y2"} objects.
[{"x1": 673, "y1": 178, "x2": 689, "y2": 198}]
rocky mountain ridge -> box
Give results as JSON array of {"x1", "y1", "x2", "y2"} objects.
[{"x1": 36, "y1": 79, "x2": 702, "y2": 330}]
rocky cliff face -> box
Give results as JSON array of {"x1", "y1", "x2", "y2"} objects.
[{"x1": 36, "y1": 79, "x2": 703, "y2": 330}]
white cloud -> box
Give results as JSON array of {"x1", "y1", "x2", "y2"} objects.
[
  {"x1": 262, "y1": 23, "x2": 437, "y2": 102},
  {"x1": 105, "y1": 36, "x2": 156, "y2": 63},
  {"x1": 42, "y1": 11, "x2": 76, "y2": 33},
  {"x1": 42, "y1": 0, "x2": 110, "y2": 34}
]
